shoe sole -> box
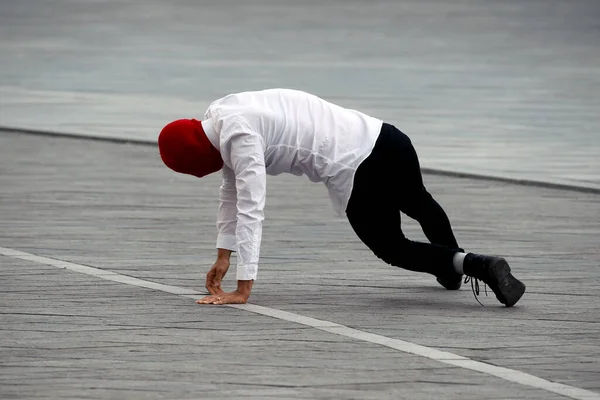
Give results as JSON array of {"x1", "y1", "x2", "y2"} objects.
[{"x1": 490, "y1": 258, "x2": 526, "y2": 307}]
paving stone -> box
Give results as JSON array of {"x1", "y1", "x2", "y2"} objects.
[{"x1": 1, "y1": 133, "x2": 599, "y2": 399}]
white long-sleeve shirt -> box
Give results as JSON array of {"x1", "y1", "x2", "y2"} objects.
[{"x1": 201, "y1": 89, "x2": 383, "y2": 280}]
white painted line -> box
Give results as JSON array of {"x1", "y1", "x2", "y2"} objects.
[
  {"x1": 2, "y1": 246, "x2": 599, "y2": 400},
  {"x1": 2, "y1": 248, "x2": 199, "y2": 295}
]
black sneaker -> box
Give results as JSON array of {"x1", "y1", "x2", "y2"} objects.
[
  {"x1": 463, "y1": 253, "x2": 526, "y2": 307},
  {"x1": 436, "y1": 271, "x2": 463, "y2": 290}
]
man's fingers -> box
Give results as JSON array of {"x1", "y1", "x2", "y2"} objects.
[
  {"x1": 196, "y1": 292, "x2": 245, "y2": 305},
  {"x1": 196, "y1": 294, "x2": 226, "y2": 304},
  {"x1": 206, "y1": 283, "x2": 225, "y2": 296},
  {"x1": 196, "y1": 295, "x2": 217, "y2": 304},
  {"x1": 205, "y1": 277, "x2": 224, "y2": 294},
  {"x1": 208, "y1": 274, "x2": 221, "y2": 285},
  {"x1": 206, "y1": 283, "x2": 216, "y2": 295}
]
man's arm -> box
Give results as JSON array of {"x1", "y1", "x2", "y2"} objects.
[
  {"x1": 197, "y1": 130, "x2": 265, "y2": 305},
  {"x1": 229, "y1": 132, "x2": 266, "y2": 285},
  {"x1": 216, "y1": 165, "x2": 238, "y2": 252},
  {"x1": 204, "y1": 248, "x2": 232, "y2": 295},
  {"x1": 202, "y1": 167, "x2": 238, "y2": 297}
]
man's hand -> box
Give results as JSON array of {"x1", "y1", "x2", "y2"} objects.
[
  {"x1": 196, "y1": 290, "x2": 247, "y2": 305},
  {"x1": 197, "y1": 280, "x2": 254, "y2": 305},
  {"x1": 205, "y1": 255, "x2": 231, "y2": 295}
]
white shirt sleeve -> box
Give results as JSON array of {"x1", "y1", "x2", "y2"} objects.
[
  {"x1": 222, "y1": 130, "x2": 267, "y2": 281},
  {"x1": 216, "y1": 165, "x2": 237, "y2": 251}
]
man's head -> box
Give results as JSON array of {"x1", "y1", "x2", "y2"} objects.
[{"x1": 158, "y1": 119, "x2": 223, "y2": 178}]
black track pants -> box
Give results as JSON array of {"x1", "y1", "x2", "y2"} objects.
[{"x1": 346, "y1": 123, "x2": 463, "y2": 276}]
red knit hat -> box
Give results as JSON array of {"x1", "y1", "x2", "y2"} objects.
[{"x1": 158, "y1": 119, "x2": 223, "y2": 178}]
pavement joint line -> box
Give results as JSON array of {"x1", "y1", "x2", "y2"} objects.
[
  {"x1": 2, "y1": 246, "x2": 599, "y2": 400},
  {"x1": 2, "y1": 125, "x2": 599, "y2": 195}
]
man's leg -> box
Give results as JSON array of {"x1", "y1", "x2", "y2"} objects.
[
  {"x1": 346, "y1": 195, "x2": 459, "y2": 277},
  {"x1": 346, "y1": 140, "x2": 458, "y2": 277},
  {"x1": 388, "y1": 128, "x2": 464, "y2": 288},
  {"x1": 384, "y1": 124, "x2": 526, "y2": 305},
  {"x1": 403, "y1": 189, "x2": 467, "y2": 289},
  {"x1": 387, "y1": 126, "x2": 461, "y2": 249},
  {"x1": 351, "y1": 123, "x2": 526, "y2": 306},
  {"x1": 371, "y1": 124, "x2": 464, "y2": 288}
]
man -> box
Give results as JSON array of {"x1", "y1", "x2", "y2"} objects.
[{"x1": 158, "y1": 88, "x2": 526, "y2": 307}]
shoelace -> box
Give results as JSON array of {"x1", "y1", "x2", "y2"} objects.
[{"x1": 464, "y1": 276, "x2": 488, "y2": 306}]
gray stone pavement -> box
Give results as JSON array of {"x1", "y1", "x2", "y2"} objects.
[
  {"x1": 1, "y1": 0, "x2": 599, "y2": 189},
  {"x1": 1, "y1": 133, "x2": 599, "y2": 399}
]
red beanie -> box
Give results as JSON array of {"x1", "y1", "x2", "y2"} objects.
[{"x1": 158, "y1": 119, "x2": 223, "y2": 178}]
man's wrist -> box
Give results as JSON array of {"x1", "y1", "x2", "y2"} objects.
[
  {"x1": 236, "y1": 280, "x2": 254, "y2": 300},
  {"x1": 217, "y1": 248, "x2": 232, "y2": 261}
]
